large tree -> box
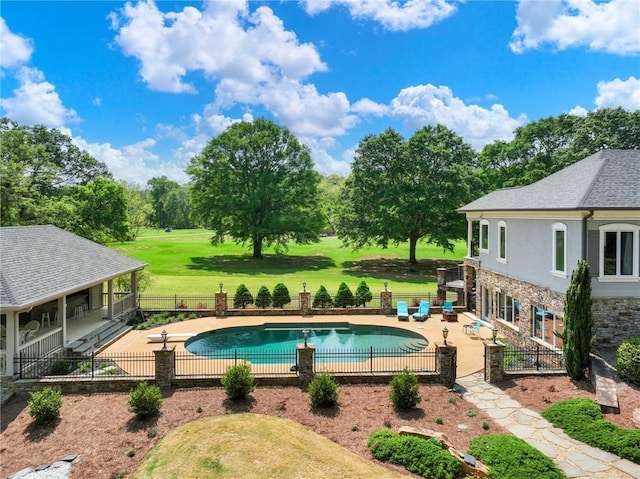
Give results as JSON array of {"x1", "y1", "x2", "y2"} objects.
[
  {"x1": 479, "y1": 108, "x2": 640, "y2": 191},
  {"x1": 187, "y1": 118, "x2": 324, "y2": 258},
  {"x1": 336, "y1": 125, "x2": 479, "y2": 264}
]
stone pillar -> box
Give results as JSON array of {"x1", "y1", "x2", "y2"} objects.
[
  {"x1": 380, "y1": 289, "x2": 392, "y2": 315},
  {"x1": 154, "y1": 345, "x2": 176, "y2": 390},
  {"x1": 436, "y1": 268, "x2": 447, "y2": 302},
  {"x1": 300, "y1": 291, "x2": 311, "y2": 315},
  {"x1": 215, "y1": 291, "x2": 227, "y2": 317},
  {"x1": 463, "y1": 264, "x2": 475, "y2": 312},
  {"x1": 484, "y1": 341, "x2": 505, "y2": 384},
  {"x1": 297, "y1": 343, "x2": 315, "y2": 387},
  {"x1": 436, "y1": 342, "x2": 457, "y2": 388}
]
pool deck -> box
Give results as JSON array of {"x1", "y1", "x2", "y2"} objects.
[{"x1": 104, "y1": 312, "x2": 489, "y2": 378}]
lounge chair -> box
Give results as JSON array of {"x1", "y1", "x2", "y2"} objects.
[
  {"x1": 412, "y1": 300, "x2": 430, "y2": 321},
  {"x1": 464, "y1": 320, "x2": 483, "y2": 337},
  {"x1": 443, "y1": 300, "x2": 454, "y2": 314},
  {"x1": 397, "y1": 301, "x2": 409, "y2": 321}
]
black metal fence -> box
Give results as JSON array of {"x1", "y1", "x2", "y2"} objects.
[
  {"x1": 503, "y1": 345, "x2": 564, "y2": 371},
  {"x1": 15, "y1": 347, "x2": 437, "y2": 380},
  {"x1": 15, "y1": 352, "x2": 155, "y2": 380},
  {"x1": 315, "y1": 347, "x2": 437, "y2": 375}
]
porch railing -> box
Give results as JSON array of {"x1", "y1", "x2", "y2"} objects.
[
  {"x1": 113, "y1": 293, "x2": 136, "y2": 318},
  {"x1": 18, "y1": 329, "x2": 63, "y2": 358}
]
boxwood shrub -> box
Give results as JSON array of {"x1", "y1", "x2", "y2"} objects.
[
  {"x1": 468, "y1": 435, "x2": 565, "y2": 479},
  {"x1": 28, "y1": 387, "x2": 63, "y2": 425},
  {"x1": 307, "y1": 373, "x2": 339, "y2": 408},
  {"x1": 542, "y1": 398, "x2": 640, "y2": 463},
  {"x1": 221, "y1": 362, "x2": 256, "y2": 401},
  {"x1": 367, "y1": 430, "x2": 462, "y2": 479},
  {"x1": 389, "y1": 368, "x2": 422, "y2": 409},
  {"x1": 617, "y1": 337, "x2": 640, "y2": 385}
]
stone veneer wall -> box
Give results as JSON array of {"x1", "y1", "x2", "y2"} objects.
[
  {"x1": 475, "y1": 269, "x2": 565, "y2": 348},
  {"x1": 472, "y1": 266, "x2": 640, "y2": 348},
  {"x1": 592, "y1": 297, "x2": 640, "y2": 346}
]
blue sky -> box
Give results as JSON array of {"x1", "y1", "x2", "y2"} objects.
[{"x1": 1, "y1": 0, "x2": 639, "y2": 185}]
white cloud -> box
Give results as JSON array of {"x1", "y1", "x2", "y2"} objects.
[
  {"x1": 0, "y1": 17, "x2": 33, "y2": 68},
  {"x1": 510, "y1": 0, "x2": 640, "y2": 55},
  {"x1": 74, "y1": 135, "x2": 189, "y2": 185},
  {"x1": 594, "y1": 76, "x2": 640, "y2": 110},
  {"x1": 111, "y1": 1, "x2": 326, "y2": 93},
  {"x1": 0, "y1": 67, "x2": 79, "y2": 128},
  {"x1": 301, "y1": 137, "x2": 351, "y2": 176},
  {"x1": 300, "y1": 0, "x2": 457, "y2": 31},
  {"x1": 351, "y1": 98, "x2": 389, "y2": 116},
  {"x1": 568, "y1": 105, "x2": 588, "y2": 116},
  {"x1": 388, "y1": 84, "x2": 525, "y2": 149}
]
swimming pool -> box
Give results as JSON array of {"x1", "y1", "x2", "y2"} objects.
[{"x1": 185, "y1": 322, "x2": 428, "y2": 363}]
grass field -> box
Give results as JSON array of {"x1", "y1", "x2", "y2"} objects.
[{"x1": 110, "y1": 228, "x2": 465, "y2": 296}]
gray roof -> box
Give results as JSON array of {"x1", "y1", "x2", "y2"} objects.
[
  {"x1": 1, "y1": 225, "x2": 147, "y2": 309},
  {"x1": 459, "y1": 149, "x2": 640, "y2": 212}
]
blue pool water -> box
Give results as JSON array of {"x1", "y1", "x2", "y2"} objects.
[{"x1": 185, "y1": 322, "x2": 428, "y2": 359}]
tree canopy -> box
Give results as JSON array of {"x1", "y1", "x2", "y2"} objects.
[
  {"x1": 0, "y1": 118, "x2": 129, "y2": 243},
  {"x1": 336, "y1": 125, "x2": 480, "y2": 264},
  {"x1": 187, "y1": 118, "x2": 324, "y2": 258}
]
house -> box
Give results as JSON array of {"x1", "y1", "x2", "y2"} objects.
[
  {"x1": 0, "y1": 225, "x2": 147, "y2": 376},
  {"x1": 458, "y1": 149, "x2": 640, "y2": 349}
]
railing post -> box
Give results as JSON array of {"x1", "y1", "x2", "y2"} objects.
[
  {"x1": 370, "y1": 346, "x2": 373, "y2": 374},
  {"x1": 215, "y1": 289, "x2": 227, "y2": 317},
  {"x1": 536, "y1": 345, "x2": 540, "y2": 371},
  {"x1": 380, "y1": 289, "x2": 392, "y2": 315},
  {"x1": 484, "y1": 341, "x2": 505, "y2": 383},
  {"x1": 436, "y1": 342, "x2": 457, "y2": 388},
  {"x1": 91, "y1": 352, "x2": 95, "y2": 379},
  {"x1": 154, "y1": 345, "x2": 175, "y2": 390},
  {"x1": 297, "y1": 342, "x2": 315, "y2": 387}
]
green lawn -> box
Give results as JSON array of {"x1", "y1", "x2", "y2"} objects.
[{"x1": 111, "y1": 228, "x2": 465, "y2": 295}]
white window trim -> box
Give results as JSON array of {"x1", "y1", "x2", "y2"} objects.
[
  {"x1": 497, "y1": 220, "x2": 507, "y2": 263},
  {"x1": 551, "y1": 222, "x2": 567, "y2": 278},
  {"x1": 598, "y1": 223, "x2": 640, "y2": 279},
  {"x1": 480, "y1": 220, "x2": 490, "y2": 254}
]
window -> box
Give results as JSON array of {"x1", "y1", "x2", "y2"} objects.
[
  {"x1": 531, "y1": 307, "x2": 563, "y2": 349},
  {"x1": 498, "y1": 221, "x2": 507, "y2": 262},
  {"x1": 480, "y1": 220, "x2": 489, "y2": 253},
  {"x1": 497, "y1": 293, "x2": 519, "y2": 326},
  {"x1": 599, "y1": 224, "x2": 640, "y2": 278},
  {"x1": 552, "y1": 223, "x2": 566, "y2": 275}
]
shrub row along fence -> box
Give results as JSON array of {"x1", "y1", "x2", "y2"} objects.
[
  {"x1": 14, "y1": 347, "x2": 438, "y2": 380},
  {"x1": 134, "y1": 291, "x2": 459, "y2": 312}
]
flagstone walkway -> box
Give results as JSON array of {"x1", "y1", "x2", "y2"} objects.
[{"x1": 456, "y1": 373, "x2": 640, "y2": 479}]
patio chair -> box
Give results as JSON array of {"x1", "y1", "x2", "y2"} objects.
[
  {"x1": 397, "y1": 301, "x2": 409, "y2": 321},
  {"x1": 464, "y1": 320, "x2": 482, "y2": 337},
  {"x1": 443, "y1": 300, "x2": 454, "y2": 314},
  {"x1": 412, "y1": 300, "x2": 430, "y2": 321},
  {"x1": 24, "y1": 320, "x2": 40, "y2": 341}
]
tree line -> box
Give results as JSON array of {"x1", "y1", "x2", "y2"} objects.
[{"x1": 1, "y1": 108, "x2": 638, "y2": 262}]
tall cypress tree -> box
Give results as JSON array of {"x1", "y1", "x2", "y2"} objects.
[{"x1": 559, "y1": 260, "x2": 593, "y2": 379}]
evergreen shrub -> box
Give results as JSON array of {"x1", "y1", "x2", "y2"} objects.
[
  {"x1": 389, "y1": 368, "x2": 422, "y2": 409},
  {"x1": 368, "y1": 430, "x2": 462, "y2": 479},
  {"x1": 272, "y1": 283, "x2": 291, "y2": 308},
  {"x1": 28, "y1": 387, "x2": 63, "y2": 425},
  {"x1": 128, "y1": 382, "x2": 163, "y2": 419},
  {"x1": 468, "y1": 435, "x2": 564, "y2": 479},
  {"x1": 255, "y1": 285, "x2": 273, "y2": 308},
  {"x1": 334, "y1": 282, "x2": 355, "y2": 308},
  {"x1": 221, "y1": 362, "x2": 255, "y2": 401},
  {"x1": 233, "y1": 283, "x2": 253, "y2": 309},
  {"x1": 307, "y1": 373, "x2": 339, "y2": 408},
  {"x1": 617, "y1": 336, "x2": 640, "y2": 385},
  {"x1": 354, "y1": 280, "x2": 372, "y2": 307},
  {"x1": 312, "y1": 285, "x2": 333, "y2": 308}
]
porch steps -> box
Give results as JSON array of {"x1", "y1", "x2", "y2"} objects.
[{"x1": 67, "y1": 321, "x2": 132, "y2": 355}]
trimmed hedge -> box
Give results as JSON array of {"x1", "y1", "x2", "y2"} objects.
[
  {"x1": 368, "y1": 430, "x2": 462, "y2": 479},
  {"x1": 468, "y1": 435, "x2": 565, "y2": 479},
  {"x1": 542, "y1": 398, "x2": 640, "y2": 463},
  {"x1": 617, "y1": 336, "x2": 640, "y2": 385}
]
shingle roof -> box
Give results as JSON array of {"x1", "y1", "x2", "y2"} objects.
[
  {"x1": 459, "y1": 149, "x2": 640, "y2": 212},
  {"x1": 0, "y1": 225, "x2": 147, "y2": 309}
]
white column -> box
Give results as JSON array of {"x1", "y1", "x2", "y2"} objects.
[
  {"x1": 59, "y1": 297, "x2": 67, "y2": 345},
  {"x1": 5, "y1": 311, "x2": 17, "y2": 376},
  {"x1": 107, "y1": 280, "x2": 114, "y2": 321},
  {"x1": 467, "y1": 220, "x2": 473, "y2": 257}
]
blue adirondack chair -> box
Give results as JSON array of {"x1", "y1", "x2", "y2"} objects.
[
  {"x1": 464, "y1": 320, "x2": 483, "y2": 337},
  {"x1": 412, "y1": 300, "x2": 430, "y2": 321},
  {"x1": 397, "y1": 301, "x2": 409, "y2": 321}
]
